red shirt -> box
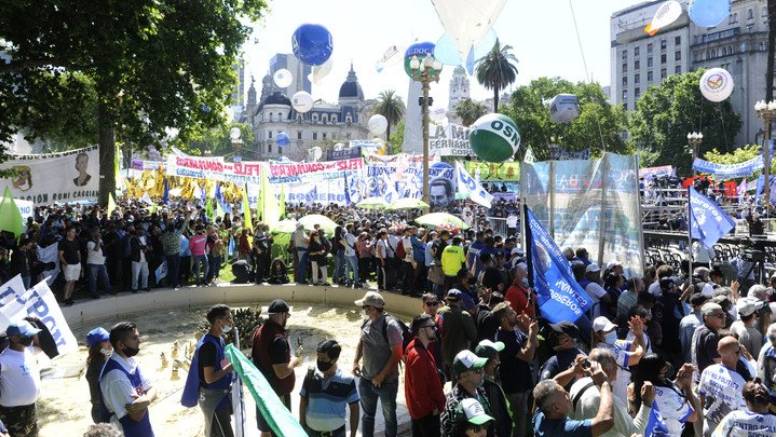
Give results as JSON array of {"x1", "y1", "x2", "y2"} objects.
[
  {"x1": 505, "y1": 283, "x2": 536, "y2": 319},
  {"x1": 404, "y1": 338, "x2": 446, "y2": 419}
]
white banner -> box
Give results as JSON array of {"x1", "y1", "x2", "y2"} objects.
[
  {"x1": 0, "y1": 147, "x2": 99, "y2": 205},
  {"x1": 455, "y1": 161, "x2": 493, "y2": 208},
  {"x1": 14, "y1": 199, "x2": 34, "y2": 222},
  {"x1": 0, "y1": 276, "x2": 78, "y2": 354}
]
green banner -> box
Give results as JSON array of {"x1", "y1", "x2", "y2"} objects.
[
  {"x1": 463, "y1": 161, "x2": 521, "y2": 181},
  {"x1": 224, "y1": 344, "x2": 307, "y2": 437}
]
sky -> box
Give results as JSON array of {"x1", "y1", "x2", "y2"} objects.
[{"x1": 242, "y1": 0, "x2": 646, "y2": 107}]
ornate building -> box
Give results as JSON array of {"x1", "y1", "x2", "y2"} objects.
[{"x1": 448, "y1": 66, "x2": 470, "y2": 123}]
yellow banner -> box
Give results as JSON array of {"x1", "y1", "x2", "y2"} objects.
[{"x1": 463, "y1": 161, "x2": 520, "y2": 181}]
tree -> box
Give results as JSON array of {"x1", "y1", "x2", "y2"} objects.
[
  {"x1": 475, "y1": 39, "x2": 518, "y2": 113},
  {"x1": 455, "y1": 98, "x2": 487, "y2": 126},
  {"x1": 374, "y1": 90, "x2": 405, "y2": 142},
  {"x1": 0, "y1": 0, "x2": 267, "y2": 204},
  {"x1": 184, "y1": 122, "x2": 255, "y2": 157},
  {"x1": 629, "y1": 69, "x2": 742, "y2": 176},
  {"x1": 704, "y1": 144, "x2": 775, "y2": 174},
  {"x1": 389, "y1": 120, "x2": 404, "y2": 155},
  {"x1": 502, "y1": 77, "x2": 628, "y2": 160}
]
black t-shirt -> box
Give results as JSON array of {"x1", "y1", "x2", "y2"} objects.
[
  {"x1": 482, "y1": 267, "x2": 504, "y2": 291},
  {"x1": 497, "y1": 327, "x2": 532, "y2": 394},
  {"x1": 270, "y1": 336, "x2": 290, "y2": 365},
  {"x1": 198, "y1": 341, "x2": 218, "y2": 384},
  {"x1": 694, "y1": 325, "x2": 719, "y2": 376},
  {"x1": 59, "y1": 239, "x2": 80, "y2": 265}
]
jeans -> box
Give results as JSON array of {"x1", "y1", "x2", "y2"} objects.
[
  {"x1": 166, "y1": 254, "x2": 180, "y2": 288},
  {"x1": 508, "y1": 390, "x2": 530, "y2": 437},
  {"x1": 296, "y1": 249, "x2": 308, "y2": 283},
  {"x1": 192, "y1": 254, "x2": 209, "y2": 285},
  {"x1": 311, "y1": 261, "x2": 327, "y2": 284},
  {"x1": 207, "y1": 255, "x2": 222, "y2": 283},
  {"x1": 344, "y1": 255, "x2": 359, "y2": 285},
  {"x1": 88, "y1": 264, "x2": 111, "y2": 296},
  {"x1": 131, "y1": 261, "x2": 149, "y2": 290},
  {"x1": 333, "y1": 251, "x2": 345, "y2": 283},
  {"x1": 358, "y1": 377, "x2": 398, "y2": 437}
]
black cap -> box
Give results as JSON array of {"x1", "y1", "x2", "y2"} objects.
[
  {"x1": 549, "y1": 321, "x2": 579, "y2": 338},
  {"x1": 268, "y1": 299, "x2": 290, "y2": 314}
]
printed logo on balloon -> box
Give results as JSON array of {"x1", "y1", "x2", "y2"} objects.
[{"x1": 699, "y1": 67, "x2": 734, "y2": 102}]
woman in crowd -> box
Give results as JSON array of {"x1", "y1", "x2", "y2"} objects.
[
  {"x1": 356, "y1": 232, "x2": 373, "y2": 285},
  {"x1": 84, "y1": 327, "x2": 112, "y2": 424},
  {"x1": 308, "y1": 231, "x2": 329, "y2": 286}
]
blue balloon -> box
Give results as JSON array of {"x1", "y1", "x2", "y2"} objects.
[
  {"x1": 276, "y1": 132, "x2": 290, "y2": 146},
  {"x1": 689, "y1": 0, "x2": 730, "y2": 28},
  {"x1": 292, "y1": 24, "x2": 333, "y2": 66},
  {"x1": 434, "y1": 34, "x2": 463, "y2": 66},
  {"x1": 466, "y1": 47, "x2": 475, "y2": 75}
]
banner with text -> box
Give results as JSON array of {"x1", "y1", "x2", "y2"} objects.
[
  {"x1": 165, "y1": 155, "x2": 265, "y2": 185},
  {"x1": 692, "y1": 155, "x2": 764, "y2": 179},
  {"x1": 268, "y1": 158, "x2": 364, "y2": 184}
]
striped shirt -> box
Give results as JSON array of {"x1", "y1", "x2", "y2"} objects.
[{"x1": 300, "y1": 368, "x2": 359, "y2": 432}]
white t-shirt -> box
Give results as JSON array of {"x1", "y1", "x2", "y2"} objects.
[
  {"x1": 86, "y1": 240, "x2": 107, "y2": 265},
  {"x1": 698, "y1": 363, "x2": 747, "y2": 434},
  {"x1": 0, "y1": 347, "x2": 40, "y2": 406},
  {"x1": 585, "y1": 282, "x2": 607, "y2": 318},
  {"x1": 654, "y1": 383, "x2": 694, "y2": 436},
  {"x1": 100, "y1": 354, "x2": 152, "y2": 421},
  {"x1": 570, "y1": 377, "x2": 650, "y2": 437},
  {"x1": 343, "y1": 233, "x2": 357, "y2": 257},
  {"x1": 596, "y1": 340, "x2": 636, "y2": 402},
  {"x1": 625, "y1": 331, "x2": 652, "y2": 354},
  {"x1": 712, "y1": 409, "x2": 776, "y2": 437}
]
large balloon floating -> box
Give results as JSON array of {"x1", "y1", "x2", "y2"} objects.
[
  {"x1": 273, "y1": 69, "x2": 293, "y2": 88},
  {"x1": 291, "y1": 91, "x2": 314, "y2": 113},
  {"x1": 644, "y1": 1, "x2": 683, "y2": 35},
  {"x1": 549, "y1": 94, "x2": 580, "y2": 124},
  {"x1": 308, "y1": 58, "x2": 333, "y2": 84},
  {"x1": 368, "y1": 114, "x2": 388, "y2": 135},
  {"x1": 430, "y1": 0, "x2": 506, "y2": 63},
  {"x1": 699, "y1": 67, "x2": 734, "y2": 102},
  {"x1": 291, "y1": 24, "x2": 333, "y2": 66},
  {"x1": 276, "y1": 132, "x2": 290, "y2": 146},
  {"x1": 688, "y1": 0, "x2": 730, "y2": 28},
  {"x1": 469, "y1": 113, "x2": 521, "y2": 163}
]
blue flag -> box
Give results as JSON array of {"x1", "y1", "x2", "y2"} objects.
[
  {"x1": 689, "y1": 187, "x2": 735, "y2": 248},
  {"x1": 215, "y1": 182, "x2": 232, "y2": 214},
  {"x1": 524, "y1": 206, "x2": 593, "y2": 324},
  {"x1": 755, "y1": 174, "x2": 776, "y2": 206},
  {"x1": 644, "y1": 401, "x2": 670, "y2": 436},
  {"x1": 162, "y1": 178, "x2": 169, "y2": 205}
]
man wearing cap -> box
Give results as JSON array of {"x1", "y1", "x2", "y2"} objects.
[
  {"x1": 589, "y1": 316, "x2": 644, "y2": 402},
  {"x1": 698, "y1": 336, "x2": 749, "y2": 436},
  {"x1": 456, "y1": 399, "x2": 494, "y2": 437},
  {"x1": 299, "y1": 340, "x2": 360, "y2": 437},
  {"x1": 730, "y1": 297, "x2": 765, "y2": 357},
  {"x1": 0, "y1": 321, "x2": 42, "y2": 437},
  {"x1": 679, "y1": 294, "x2": 709, "y2": 363},
  {"x1": 492, "y1": 302, "x2": 538, "y2": 437},
  {"x1": 583, "y1": 264, "x2": 609, "y2": 319},
  {"x1": 352, "y1": 291, "x2": 403, "y2": 437},
  {"x1": 251, "y1": 299, "x2": 301, "y2": 436},
  {"x1": 440, "y1": 350, "x2": 494, "y2": 437},
  {"x1": 405, "y1": 314, "x2": 446, "y2": 437},
  {"x1": 437, "y1": 289, "x2": 477, "y2": 378},
  {"x1": 474, "y1": 340, "x2": 512, "y2": 437},
  {"x1": 540, "y1": 322, "x2": 586, "y2": 384},
  {"x1": 691, "y1": 302, "x2": 727, "y2": 380}
]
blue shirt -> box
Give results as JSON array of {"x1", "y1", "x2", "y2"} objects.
[
  {"x1": 300, "y1": 368, "x2": 359, "y2": 432},
  {"x1": 533, "y1": 410, "x2": 592, "y2": 437},
  {"x1": 179, "y1": 235, "x2": 191, "y2": 257}
]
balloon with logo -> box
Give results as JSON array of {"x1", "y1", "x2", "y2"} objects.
[
  {"x1": 644, "y1": 1, "x2": 683, "y2": 35},
  {"x1": 276, "y1": 132, "x2": 290, "y2": 146},
  {"x1": 368, "y1": 114, "x2": 388, "y2": 136},
  {"x1": 689, "y1": 0, "x2": 730, "y2": 28},
  {"x1": 469, "y1": 113, "x2": 521, "y2": 162},
  {"x1": 291, "y1": 91, "x2": 314, "y2": 113},
  {"x1": 273, "y1": 69, "x2": 293, "y2": 88},
  {"x1": 699, "y1": 67, "x2": 734, "y2": 102},
  {"x1": 549, "y1": 94, "x2": 580, "y2": 124},
  {"x1": 291, "y1": 24, "x2": 333, "y2": 66}
]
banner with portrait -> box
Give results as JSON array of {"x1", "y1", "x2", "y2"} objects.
[{"x1": 0, "y1": 147, "x2": 99, "y2": 205}]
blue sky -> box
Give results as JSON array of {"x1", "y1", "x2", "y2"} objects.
[{"x1": 243, "y1": 0, "x2": 644, "y2": 106}]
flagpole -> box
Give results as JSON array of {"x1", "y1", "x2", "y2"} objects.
[
  {"x1": 686, "y1": 186, "x2": 694, "y2": 277},
  {"x1": 231, "y1": 327, "x2": 245, "y2": 437}
]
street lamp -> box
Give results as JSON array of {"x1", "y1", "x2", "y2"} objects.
[
  {"x1": 687, "y1": 131, "x2": 703, "y2": 175},
  {"x1": 408, "y1": 54, "x2": 442, "y2": 206},
  {"x1": 754, "y1": 100, "x2": 775, "y2": 206}
]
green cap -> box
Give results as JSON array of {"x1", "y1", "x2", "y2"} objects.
[
  {"x1": 461, "y1": 398, "x2": 494, "y2": 425},
  {"x1": 453, "y1": 350, "x2": 488, "y2": 375}
]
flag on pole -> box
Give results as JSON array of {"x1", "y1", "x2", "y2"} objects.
[
  {"x1": 0, "y1": 187, "x2": 24, "y2": 238},
  {"x1": 107, "y1": 193, "x2": 118, "y2": 218},
  {"x1": 644, "y1": 401, "x2": 669, "y2": 436},
  {"x1": 162, "y1": 178, "x2": 170, "y2": 205},
  {"x1": 205, "y1": 198, "x2": 215, "y2": 222},
  {"x1": 242, "y1": 185, "x2": 253, "y2": 231},
  {"x1": 524, "y1": 205, "x2": 593, "y2": 324},
  {"x1": 260, "y1": 163, "x2": 280, "y2": 228},
  {"x1": 279, "y1": 184, "x2": 286, "y2": 219},
  {"x1": 524, "y1": 146, "x2": 536, "y2": 163},
  {"x1": 455, "y1": 162, "x2": 494, "y2": 208},
  {"x1": 688, "y1": 187, "x2": 735, "y2": 248},
  {"x1": 224, "y1": 344, "x2": 306, "y2": 436},
  {"x1": 737, "y1": 178, "x2": 748, "y2": 203}
]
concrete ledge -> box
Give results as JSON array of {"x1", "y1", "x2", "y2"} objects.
[{"x1": 62, "y1": 284, "x2": 423, "y2": 328}]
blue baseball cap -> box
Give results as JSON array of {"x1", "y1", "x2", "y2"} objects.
[
  {"x1": 6, "y1": 320, "x2": 42, "y2": 338},
  {"x1": 86, "y1": 327, "x2": 110, "y2": 348}
]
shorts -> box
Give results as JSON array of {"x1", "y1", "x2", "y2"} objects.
[
  {"x1": 63, "y1": 264, "x2": 81, "y2": 282},
  {"x1": 256, "y1": 393, "x2": 290, "y2": 433}
]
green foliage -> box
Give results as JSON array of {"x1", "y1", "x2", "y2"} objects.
[
  {"x1": 455, "y1": 98, "x2": 487, "y2": 126},
  {"x1": 177, "y1": 122, "x2": 255, "y2": 157},
  {"x1": 475, "y1": 39, "x2": 518, "y2": 112},
  {"x1": 389, "y1": 120, "x2": 405, "y2": 155},
  {"x1": 374, "y1": 90, "x2": 405, "y2": 142},
  {"x1": 502, "y1": 77, "x2": 628, "y2": 160},
  {"x1": 628, "y1": 69, "x2": 742, "y2": 176}
]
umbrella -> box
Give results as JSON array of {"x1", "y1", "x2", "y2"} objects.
[
  {"x1": 298, "y1": 214, "x2": 338, "y2": 235},
  {"x1": 356, "y1": 197, "x2": 389, "y2": 210},
  {"x1": 271, "y1": 219, "x2": 298, "y2": 234},
  {"x1": 415, "y1": 212, "x2": 469, "y2": 229},
  {"x1": 388, "y1": 198, "x2": 430, "y2": 210}
]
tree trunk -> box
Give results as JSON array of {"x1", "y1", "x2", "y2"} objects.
[
  {"x1": 385, "y1": 120, "x2": 391, "y2": 144},
  {"x1": 767, "y1": 0, "x2": 775, "y2": 101},
  {"x1": 493, "y1": 87, "x2": 499, "y2": 113},
  {"x1": 97, "y1": 100, "x2": 116, "y2": 206}
]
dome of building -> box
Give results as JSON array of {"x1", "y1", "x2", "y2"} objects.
[
  {"x1": 338, "y1": 64, "x2": 364, "y2": 100},
  {"x1": 263, "y1": 92, "x2": 291, "y2": 106}
]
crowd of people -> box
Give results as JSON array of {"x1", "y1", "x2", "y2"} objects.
[{"x1": 0, "y1": 196, "x2": 775, "y2": 437}]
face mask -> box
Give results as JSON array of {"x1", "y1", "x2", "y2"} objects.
[
  {"x1": 604, "y1": 331, "x2": 618, "y2": 345},
  {"x1": 222, "y1": 324, "x2": 233, "y2": 333},
  {"x1": 123, "y1": 345, "x2": 140, "y2": 357},
  {"x1": 316, "y1": 359, "x2": 333, "y2": 372},
  {"x1": 101, "y1": 348, "x2": 112, "y2": 356}
]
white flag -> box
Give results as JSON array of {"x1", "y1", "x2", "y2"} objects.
[
  {"x1": 36, "y1": 242, "x2": 60, "y2": 286},
  {"x1": 455, "y1": 161, "x2": 493, "y2": 208}
]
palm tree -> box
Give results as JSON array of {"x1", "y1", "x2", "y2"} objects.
[
  {"x1": 475, "y1": 39, "x2": 518, "y2": 112},
  {"x1": 374, "y1": 90, "x2": 405, "y2": 142},
  {"x1": 455, "y1": 98, "x2": 487, "y2": 126}
]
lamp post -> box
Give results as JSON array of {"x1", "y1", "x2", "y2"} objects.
[
  {"x1": 408, "y1": 54, "x2": 442, "y2": 205},
  {"x1": 687, "y1": 131, "x2": 704, "y2": 176},
  {"x1": 754, "y1": 100, "x2": 775, "y2": 206}
]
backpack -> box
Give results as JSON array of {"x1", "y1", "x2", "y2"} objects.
[{"x1": 362, "y1": 313, "x2": 412, "y2": 351}]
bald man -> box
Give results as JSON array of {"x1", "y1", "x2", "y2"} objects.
[{"x1": 697, "y1": 336, "x2": 750, "y2": 436}]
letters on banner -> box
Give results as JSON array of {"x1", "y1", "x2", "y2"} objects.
[
  {"x1": 267, "y1": 158, "x2": 364, "y2": 184},
  {"x1": 165, "y1": 155, "x2": 264, "y2": 185},
  {"x1": 692, "y1": 156, "x2": 764, "y2": 179}
]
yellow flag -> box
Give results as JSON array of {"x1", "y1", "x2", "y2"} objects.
[
  {"x1": 107, "y1": 193, "x2": 117, "y2": 217},
  {"x1": 242, "y1": 185, "x2": 252, "y2": 230}
]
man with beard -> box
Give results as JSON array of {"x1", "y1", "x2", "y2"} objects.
[
  {"x1": 405, "y1": 314, "x2": 446, "y2": 437},
  {"x1": 99, "y1": 321, "x2": 158, "y2": 437}
]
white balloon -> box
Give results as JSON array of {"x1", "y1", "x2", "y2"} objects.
[
  {"x1": 308, "y1": 58, "x2": 333, "y2": 85},
  {"x1": 646, "y1": 1, "x2": 683, "y2": 35},
  {"x1": 273, "y1": 68, "x2": 293, "y2": 88},
  {"x1": 368, "y1": 114, "x2": 388, "y2": 135},
  {"x1": 431, "y1": 0, "x2": 507, "y2": 61},
  {"x1": 699, "y1": 67, "x2": 734, "y2": 102},
  {"x1": 429, "y1": 107, "x2": 448, "y2": 122},
  {"x1": 292, "y1": 91, "x2": 314, "y2": 113},
  {"x1": 549, "y1": 94, "x2": 580, "y2": 124}
]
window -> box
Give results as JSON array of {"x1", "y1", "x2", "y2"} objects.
[
  {"x1": 313, "y1": 132, "x2": 317, "y2": 140},
  {"x1": 268, "y1": 144, "x2": 272, "y2": 153},
  {"x1": 296, "y1": 114, "x2": 302, "y2": 122},
  {"x1": 634, "y1": 60, "x2": 640, "y2": 69},
  {"x1": 674, "y1": 36, "x2": 681, "y2": 45},
  {"x1": 729, "y1": 12, "x2": 738, "y2": 24},
  {"x1": 622, "y1": 76, "x2": 628, "y2": 86},
  {"x1": 674, "y1": 50, "x2": 681, "y2": 61},
  {"x1": 312, "y1": 113, "x2": 318, "y2": 123},
  {"x1": 647, "y1": 57, "x2": 653, "y2": 67},
  {"x1": 674, "y1": 65, "x2": 681, "y2": 74},
  {"x1": 634, "y1": 46, "x2": 640, "y2": 56},
  {"x1": 661, "y1": 53, "x2": 667, "y2": 63},
  {"x1": 268, "y1": 131, "x2": 272, "y2": 139},
  {"x1": 622, "y1": 90, "x2": 628, "y2": 100},
  {"x1": 322, "y1": 132, "x2": 327, "y2": 140},
  {"x1": 747, "y1": 8, "x2": 753, "y2": 20},
  {"x1": 622, "y1": 103, "x2": 628, "y2": 110},
  {"x1": 331, "y1": 114, "x2": 337, "y2": 123},
  {"x1": 647, "y1": 71, "x2": 654, "y2": 81},
  {"x1": 661, "y1": 68, "x2": 667, "y2": 79},
  {"x1": 634, "y1": 87, "x2": 640, "y2": 98},
  {"x1": 660, "y1": 39, "x2": 667, "y2": 50},
  {"x1": 634, "y1": 73, "x2": 640, "y2": 84},
  {"x1": 621, "y1": 50, "x2": 627, "y2": 60},
  {"x1": 647, "y1": 43, "x2": 653, "y2": 54},
  {"x1": 622, "y1": 63, "x2": 628, "y2": 73},
  {"x1": 297, "y1": 131, "x2": 302, "y2": 139}
]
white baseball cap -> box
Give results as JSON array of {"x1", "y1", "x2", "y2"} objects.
[
  {"x1": 461, "y1": 398, "x2": 494, "y2": 426},
  {"x1": 736, "y1": 297, "x2": 765, "y2": 317},
  {"x1": 592, "y1": 316, "x2": 617, "y2": 333},
  {"x1": 586, "y1": 263, "x2": 601, "y2": 273}
]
